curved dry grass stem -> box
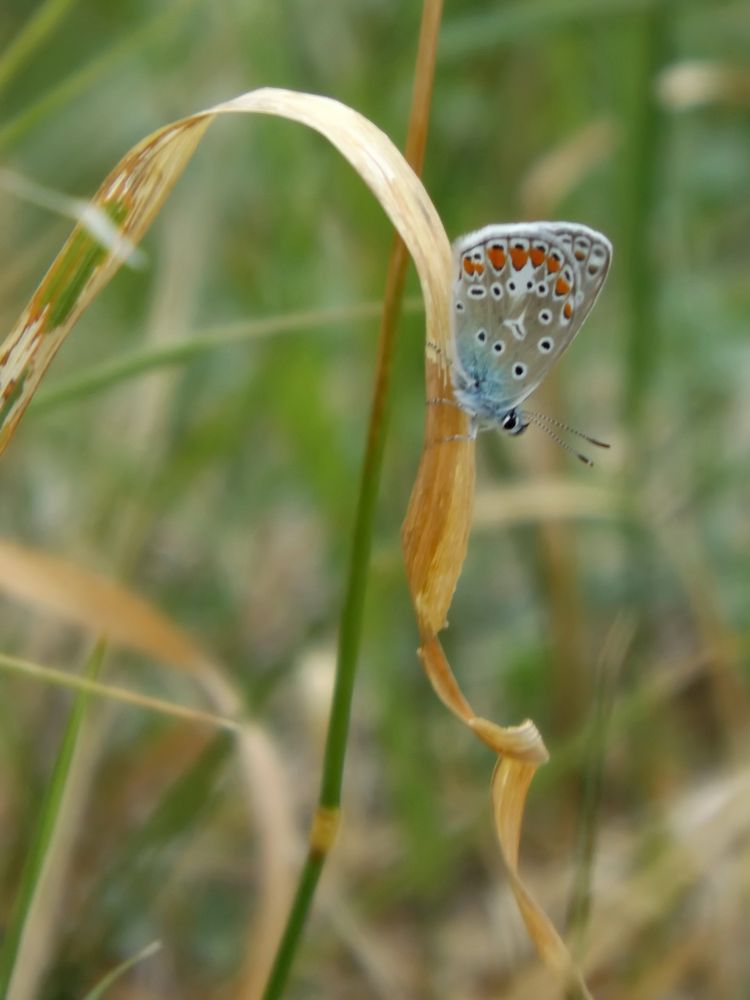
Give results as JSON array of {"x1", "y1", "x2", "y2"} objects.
[
  {"x1": 0, "y1": 85, "x2": 588, "y2": 992},
  {"x1": 493, "y1": 758, "x2": 592, "y2": 999},
  {"x1": 400, "y1": 138, "x2": 589, "y2": 994}
]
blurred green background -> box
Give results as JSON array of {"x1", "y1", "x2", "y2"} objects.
[{"x1": 0, "y1": 1, "x2": 749, "y2": 997}]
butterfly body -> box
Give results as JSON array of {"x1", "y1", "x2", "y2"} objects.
[{"x1": 450, "y1": 222, "x2": 612, "y2": 439}]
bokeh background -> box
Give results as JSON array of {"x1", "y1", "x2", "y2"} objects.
[{"x1": 0, "y1": 1, "x2": 749, "y2": 997}]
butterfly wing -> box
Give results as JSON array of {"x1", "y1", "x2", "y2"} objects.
[{"x1": 451, "y1": 222, "x2": 611, "y2": 418}]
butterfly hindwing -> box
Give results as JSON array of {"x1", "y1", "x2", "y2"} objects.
[{"x1": 452, "y1": 222, "x2": 611, "y2": 420}]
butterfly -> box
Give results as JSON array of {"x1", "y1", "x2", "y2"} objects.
[{"x1": 446, "y1": 221, "x2": 612, "y2": 463}]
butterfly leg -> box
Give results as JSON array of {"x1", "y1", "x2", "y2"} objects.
[
  {"x1": 426, "y1": 397, "x2": 462, "y2": 408},
  {"x1": 427, "y1": 414, "x2": 478, "y2": 446},
  {"x1": 421, "y1": 344, "x2": 475, "y2": 442},
  {"x1": 425, "y1": 340, "x2": 456, "y2": 368},
  {"x1": 428, "y1": 431, "x2": 478, "y2": 446}
]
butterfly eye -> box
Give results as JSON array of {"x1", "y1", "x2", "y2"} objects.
[
  {"x1": 500, "y1": 409, "x2": 527, "y2": 435},
  {"x1": 512, "y1": 363, "x2": 527, "y2": 380},
  {"x1": 538, "y1": 337, "x2": 554, "y2": 353}
]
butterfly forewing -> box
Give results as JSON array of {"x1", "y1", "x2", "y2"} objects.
[{"x1": 452, "y1": 222, "x2": 611, "y2": 417}]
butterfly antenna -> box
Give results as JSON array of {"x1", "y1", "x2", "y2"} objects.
[
  {"x1": 524, "y1": 412, "x2": 595, "y2": 466},
  {"x1": 523, "y1": 409, "x2": 610, "y2": 449}
]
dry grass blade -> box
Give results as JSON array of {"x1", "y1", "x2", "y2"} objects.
[
  {"x1": 0, "y1": 115, "x2": 210, "y2": 451},
  {"x1": 80, "y1": 940, "x2": 162, "y2": 1000},
  {"x1": 0, "y1": 85, "x2": 585, "y2": 990},
  {"x1": 0, "y1": 538, "x2": 208, "y2": 672},
  {"x1": 491, "y1": 759, "x2": 592, "y2": 1000},
  {"x1": 399, "y1": 153, "x2": 588, "y2": 1000},
  {"x1": 0, "y1": 88, "x2": 449, "y2": 455},
  {"x1": 0, "y1": 539, "x2": 296, "y2": 998}
]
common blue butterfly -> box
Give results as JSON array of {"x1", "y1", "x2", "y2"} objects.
[{"x1": 448, "y1": 222, "x2": 612, "y2": 461}]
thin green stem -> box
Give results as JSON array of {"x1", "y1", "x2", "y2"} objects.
[
  {"x1": 259, "y1": 852, "x2": 325, "y2": 1000},
  {"x1": 262, "y1": 243, "x2": 409, "y2": 999},
  {"x1": 260, "y1": 2, "x2": 443, "y2": 995},
  {"x1": 320, "y1": 240, "x2": 409, "y2": 810},
  {"x1": 260, "y1": 223, "x2": 410, "y2": 1000}
]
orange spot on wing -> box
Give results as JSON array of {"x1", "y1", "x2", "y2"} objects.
[
  {"x1": 574, "y1": 250, "x2": 586, "y2": 261},
  {"x1": 530, "y1": 246, "x2": 546, "y2": 267},
  {"x1": 487, "y1": 246, "x2": 506, "y2": 270},
  {"x1": 555, "y1": 276, "x2": 571, "y2": 296},
  {"x1": 510, "y1": 247, "x2": 529, "y2": 270},
  {"x1": 463, "y1": 256, "x2": 484, "y2": 276},
  {"x1": 546, "y1": 254, "x2": 562, "y2": 273},
  {"x1": 563, "y1": 301, "x2": 573, "y2": 319}
]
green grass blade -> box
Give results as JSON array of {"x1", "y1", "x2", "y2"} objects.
[{"x1": 0, "y1": 640, "x2": 106, "y2": 994}]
